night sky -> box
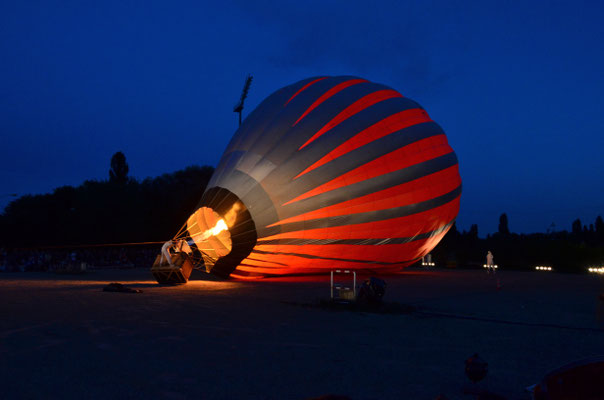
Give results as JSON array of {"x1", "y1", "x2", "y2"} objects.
[{"x1": 1, "y1": 1, "x2": 603, "y2": 235}]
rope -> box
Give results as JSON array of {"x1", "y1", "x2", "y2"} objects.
[
  {"x1": 173, "y1": 220, "x2": 189, "y2": 240},
  {"x1": 15, "y1": 241, "x2": 167, "y2": 250}
]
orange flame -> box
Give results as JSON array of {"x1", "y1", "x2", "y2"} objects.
[{"x1": 196, "y1": 219, "x2": 228, "y2": 241}]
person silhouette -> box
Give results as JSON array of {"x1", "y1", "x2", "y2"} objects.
[{"x1": 486, "y1": 251, "x2": 494, "y2": 273}]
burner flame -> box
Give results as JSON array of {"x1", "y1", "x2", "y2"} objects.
[{"x1": 198, "y1": 219, "x2": 228, "y2": 241}]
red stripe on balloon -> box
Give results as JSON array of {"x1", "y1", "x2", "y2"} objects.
[
  {"x1": 298, "y1": 89, "x2": 402, "y2": 150},
  {"x1": 284, "y1": 134, "x2": 453, "y2": 205},
  {"x1": 271, "y1": 165, "x2": 460, "y2": 227},
  {"x1": 295, "y1": 108, "x2": 431, "y2": 179},
  {"x1": 230, "y1": 272, "x2": 266, "y2": 280},
  {"x1": 239, "y1": 259, "x2": 288, "y2": 269},
  {"x1": 292, "y1": 79, "x2": 367, "y2": 126},
  {"x1": 237, "y1": 255, "x2": 411, "y2": 274},
  {"x1": 235, "y1": 265, "x2": 288, "y2": 274},
  {"x1": 255, "y1": 231, "x2": 449, "y2": 262},
  {"x1": 284, "y1": 77, "x2": 328, "y2": 106},
  {"x1": 266, "y1": 195, "x2": 460, "y2": 241}
]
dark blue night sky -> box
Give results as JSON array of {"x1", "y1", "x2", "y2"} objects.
[{"x1": 1, "y1": 1, "x2": 603, "y2": 234}]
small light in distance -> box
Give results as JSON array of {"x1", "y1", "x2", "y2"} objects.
[
  {"x1": 535, "y1": 266, "x2": 552, "y2": 271},
  {"x1": 587, "y1": 267, "x2": 604, "y2": 274}
]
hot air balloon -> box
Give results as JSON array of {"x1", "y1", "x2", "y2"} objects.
[{"x1": 152, "y1": 76, "x2": 461, "y2": 282}]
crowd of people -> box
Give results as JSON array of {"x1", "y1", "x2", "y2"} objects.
[{"x1": 0, "y1": 246, "x2": 158, "y2": 272}]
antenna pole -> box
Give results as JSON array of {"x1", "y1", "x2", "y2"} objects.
[{"x1": 233, "y1": 74, "x2": 253, "y2": 127}]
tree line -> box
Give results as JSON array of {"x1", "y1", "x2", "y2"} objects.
[
  {"x1": 1, "y1": 152, "x2": 603, "y2": 273},
  {"x1": 431, "y1": 213, "x2": 604, "y2": 273},
  {"x1": 0, "y1": 152, "x2": 214, "y2": 248}
]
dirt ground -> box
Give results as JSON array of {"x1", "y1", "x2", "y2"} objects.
[{"x1": 1, "y1": 268, "x2": 603, "y2": 399}]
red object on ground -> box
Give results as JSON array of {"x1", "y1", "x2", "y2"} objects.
[{"x1": 533, "y1": 356, "x2": 604, "y2": 400}]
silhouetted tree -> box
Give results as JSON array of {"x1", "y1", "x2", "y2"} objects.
[
  {"x1": 498, "y1": 213, "x2": 510, "y2": 235},
  {"x1": 572, "y1": 218, "x2": 582, "y2": 236},
  {"x1": 0, "y1": 164, "x2": 214, "y2": 247},
  {"x1": 595, "y1": 215, "x2": 604, "y2": 233},
  {"x1": 595, "y1": 216, "x2": 604, "y2": 240},
  {"x1": 468, "y1": 224, "x2": 478, "y2": 239},
  {"x1": 449, "y1": 221, "x2": 460, "y2": 238},
  {"x1": 109, "y1": 151, "x2": 129, "y2": 184}
]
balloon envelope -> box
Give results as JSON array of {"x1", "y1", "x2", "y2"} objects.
[{"x1": 180, "y1": 76, "x2": 461, "y2": 278}]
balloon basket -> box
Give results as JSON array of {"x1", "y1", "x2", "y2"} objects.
[{"x1": 151, "y1": 252, "x2": 193, "y2": 284}]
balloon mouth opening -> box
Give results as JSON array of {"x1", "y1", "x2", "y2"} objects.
[
  {"x1": 174, "y1": 203, "x2": 243, "y2": 273},
  {"x1": 153, "y1": 186, "x2": 257, "y2": 281}
]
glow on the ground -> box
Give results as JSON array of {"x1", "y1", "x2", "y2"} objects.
[{"x1": 184, "y1": 280, "x2": 240, "y2": 289}]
